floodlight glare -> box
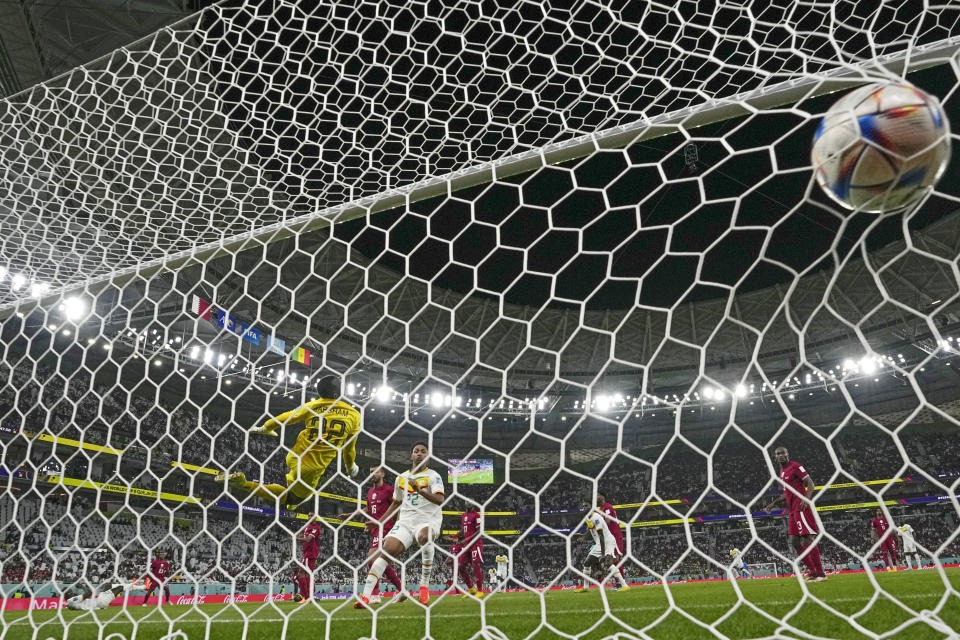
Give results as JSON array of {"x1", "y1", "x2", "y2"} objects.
[{"x1": 63, "y1": 296, "x2": 88, "y2": 322}]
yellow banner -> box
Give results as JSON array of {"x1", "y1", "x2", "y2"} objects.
[
  {"x1": 34, "y1": 433, "x2": 122, "y2": 456},
  {"x1": 815, "y1": 479, "x2": 902, "y2": 490},
  {"x1": 630, "y1": 518, "x2": 694, "y2": 527},
  {"x1": 170, "y1": 461, "x2": 218, "y2": 475},
  {"x1": 42, "y1": 475, "x2": 203, "y2": 505},
  {"x1": 615, "y1": 500, "x2": 682, "y2": 508},
  {"x1": 816, "y1": 500, "x2": 897, "y2": 512}
]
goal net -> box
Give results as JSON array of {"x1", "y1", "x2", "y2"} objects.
[{"x1": 1, "y1": 1, "x2": 959, "y2": 638}]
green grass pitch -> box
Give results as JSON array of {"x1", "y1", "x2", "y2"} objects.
[
  {"x1": 4, "y1": 569, "x2": 959, "y2": 639},
  {"x1": 451, "y1": 468, "x2": 495, "y2": 484}
]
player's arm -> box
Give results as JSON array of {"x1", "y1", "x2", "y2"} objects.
[
  {"x1": 336, "y1": 504, "x2": 370, "y2": 522},
  {"x1": 378, "y1": 499, "x2": 402, "y2": 526},
  {"x1": 762, "y1": 494, "x2": 784, "y2": 511},
  {"x1": 799, "y1": 474, "x2": 816, "y2": 511},
  {"x1": 340, "y1": 418, "x2": 360, "y2": 477},
  {"x1": 255, "y1": 403, "x2": 318, "y2": 435},
  {"x1": 416, "y1": 483, "x2": 444, "y2": 506}
]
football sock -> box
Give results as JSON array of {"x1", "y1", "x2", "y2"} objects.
[
  {"x1": 808, "y1": 545, "x2": 824, "y2": 575},
  {"x1": 461, "y1": 565, "x2": 473, "y2": 588},
  {"x1": 473, "y1": 563, "x2": 483, "y2": 591},
  {"x1": 362, "y1": 558, "x2": 387, "y2": 599},
  {"x1": 383, "y1": 565, "x2": 403, "y2": 590},
  {"x1": 612, "y1": 566, "x2": 628, "y2": 587},
  {"x1": 420, "y1": 542, "x2": 435, "y2": 587}
]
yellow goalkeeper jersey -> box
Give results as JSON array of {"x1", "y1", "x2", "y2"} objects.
[{"x1": 262, "y1": 398, "x2": 361, "y2": 472}]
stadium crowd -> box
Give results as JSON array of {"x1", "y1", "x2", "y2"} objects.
[{"x1": 1, "y1": 358, "x2": 959, "y2": 595}]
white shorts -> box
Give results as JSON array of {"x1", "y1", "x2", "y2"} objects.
[
  {"x1": 903, "y1": 542, "x2": 917, "y2": 554},
  {"x1": 386, "y1": 516, "x2": 442, "y2": 550}
]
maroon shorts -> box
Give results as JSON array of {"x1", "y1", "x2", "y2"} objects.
[
  {"x1": 301, "y1": 556, "x2": 317, "y2": 571},
  {"x1": 880, "y1": 538, "x2": 898, "y2": 554},
  {"x1": 787, "y1": 507, "x2": 819, "y2": 536},
  {"x1": 369, "y1": 523, "x2": 392, "y2": 550},
  {"x1": 469, "y1": 539, "x2": 484, "y2": 564}
]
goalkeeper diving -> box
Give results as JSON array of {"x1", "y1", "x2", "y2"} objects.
[{"x1": 218, "y1": 375, "x2": 361, "y2": 507}]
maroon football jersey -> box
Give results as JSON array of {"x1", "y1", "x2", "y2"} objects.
[
  {"x1": 461, "y1": 510, "x2": 481, "y2": 542},
  {"x1": 600, "y1": 502, "x2": 624, "y2": 547},
  {"x1": 367, "y1": 483, "x2": 395, "y2": 532},
  {"x1": 872, "y1": 516, "x2": 890, "y2": 537},
  {"x1": 149, "y1": 559, "x2": 169, "y2": 580},
  {"x1": 778, "y1": 460, "x2": 810, "y2": 511},
  {"x1": 302, "y1": 522, "x2": 322, "y2": 558}
]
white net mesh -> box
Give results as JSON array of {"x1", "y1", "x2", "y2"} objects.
[{"x1": 1, "y1": 1, "x2": 960, "y2": 639}]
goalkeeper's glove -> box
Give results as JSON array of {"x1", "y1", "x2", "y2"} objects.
[
  {"x1": 348, "y1": 464, "x2": 360, "y2": 478},
  {"x1": 249, "y1": 424, "x2": 277, "y2": 436}
]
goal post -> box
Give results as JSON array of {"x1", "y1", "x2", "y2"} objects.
[{"x1": 0, "y1": 2, "x2": 959, "y2": 639}]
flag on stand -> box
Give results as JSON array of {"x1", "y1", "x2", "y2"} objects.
[
  {"x1": 293, "y1": 347, "x2": 311, "y2": 365},
  {"x1": 266, "y1": 335, "x2": 286, "y2": 355},
  {"x1": 240, "y1": 323, "x2": 261, "y2": 346},
  {"x1": 190, "y1": 295, "x2": 212, "y2": 321},
  {"x1": 216, "y1": 310, "x2": 239, "y2": 332}
]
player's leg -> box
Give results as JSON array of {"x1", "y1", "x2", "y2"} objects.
[
  {"x1": 163, "y1": 581, "x2": 172, "y2": 605},
  {"x1": 415, "y1": 523, "x2": 439, "y2": 604},
  {"x1": 616, "y1": 539, "x2": 626, "y2": 580},
  {"x1": 367, "y1": 532, "x2": 403, "y2": 595},
  {"x1": 609, "y1": 555, "x2": 629, "y2": 590},
  {"x1": 356, "y1": 526, "x2": 409, "y2": 608},
  {"x1": 470, "y1": 541, "x2": 484, "y2": 596}
]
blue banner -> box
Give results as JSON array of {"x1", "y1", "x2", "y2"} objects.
[
  {"x1": 217, "y1": 310, "x2": 239, "y2": 332},
  {"x1": 266, "y1": 334, "x2": 286, "y2": 355},
  {"x1": 240, "y1": 323, "x2": 261, "y2": 346}
]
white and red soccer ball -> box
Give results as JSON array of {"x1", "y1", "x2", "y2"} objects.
[{"x1": 811, "y1": 81, "x2": 951, "y2": 213}]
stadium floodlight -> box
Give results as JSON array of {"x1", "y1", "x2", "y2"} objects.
[
  {"x1": 702, "y1": 386, "x2": 715, "y2": 400},
  {"x1": 735, "y1": 384, "x2": 747, "y2": 398},
  {"x1": 203, "y1": 350, "x2": 213, "y2": 364},
  {"x1": 29, "y1": 282, "x2": 50, "y2": 297},
  {"x1": 375, "y1": 386, "x2": 392, "y2": 403},
  {"x1": 860, "y1": 356, "x2": 878, "y2": 375},
  {"x1": 430, "y1": 392, "x2": 443, "y2": 408},
  {"x1": 596, "y1": 394, "x2": 610, "y2": 411},
  {"x1": 0, "y1": 266, "x2": 6, "y2": 280},
  {"x1": 10, "y1": 273, "x2": 25, "y2": 290},
  {"x1": 346, "y1": 383, "x2": 355, "y2": 395},
  {"x1": 62, "y1": 296, "x2": 88, "y2": 322},
  {"x1": 189, "y1": 345, "x2": 199, "y2": 359}
]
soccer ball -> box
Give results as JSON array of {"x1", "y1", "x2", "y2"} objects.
[
  {"x1": 811, "y1": 81, "x2": 951, "y2": 213},
  {"x1": 293, "y1": 594, "x2": 303, "y2": 603}
]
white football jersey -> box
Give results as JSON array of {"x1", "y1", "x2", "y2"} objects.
[
  {"x1": 496, "y1": 554, "x2": 508, "y2": 576},
  {"x1": 66, "y1": 591, "x2": 114, "y2": 611},
  {"x1": 730, "y1": 548, "x2": 745, "y2": 567},
  {"x1": 898, "y1": 524, "x2": 916, "y2": 545},
  {"x1": 587, "y1": 509, "x2": 618, "y2": 557},
  {"x1": 394, "y1": 468, "x2": 444, "y2": 523}
]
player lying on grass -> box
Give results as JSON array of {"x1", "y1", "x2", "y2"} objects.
[
  {"x1": 355, "y1": 442, "x2": 444, "y2": 609},
  {"x1": 218, "y1": 375, "x2": 361, "y2": 508},
  {"x1": 63, "y1": 580, "x2": 145, "y2": 611},
  {"x1": 576, "y1": 496, "x2": 630, "y2": 592}
]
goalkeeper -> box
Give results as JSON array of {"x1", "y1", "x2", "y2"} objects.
[{"x1": 220, "y1": 375, "x2": 361, "y2": 507}]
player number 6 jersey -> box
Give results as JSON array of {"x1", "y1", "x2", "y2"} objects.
[{"x1": 394, "y1": 468, "x2": 444, "y2": 522}]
